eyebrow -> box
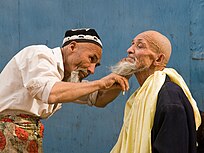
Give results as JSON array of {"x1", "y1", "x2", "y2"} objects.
[
  {"x1": 132, "y1": 38, "x2": 144, "y2": 44},
  {"x1": 136, "y1": 39, "x2": 144, "y2": 42},
  {"x1": 135, "y1": 39, "x2": 147, "y2": 46}
]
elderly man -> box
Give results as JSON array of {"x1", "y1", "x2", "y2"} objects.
[
  {"x1": 110, "y1": 30, "x2": 201, "y2": 153},
  {"x1": 0, "y1": 28, "x2": 129, "y2": 152}
]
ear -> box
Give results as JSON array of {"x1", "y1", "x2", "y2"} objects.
[
  {"x1": 69, "y1": 41, "x2": 77, "y2": 52},
  {"x1": 154, "y1": 53, "x2": 165, "y2": 66}
]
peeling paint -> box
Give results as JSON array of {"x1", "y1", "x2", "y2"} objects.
[{"x1": 192, "y1": 51, "x2": 204, "y2": 60}]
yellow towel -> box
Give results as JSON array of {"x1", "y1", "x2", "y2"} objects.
[{"x1": 110, "y1": 68, "x2": 201, "y2": 153}]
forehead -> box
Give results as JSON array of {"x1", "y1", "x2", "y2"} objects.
[
  {"x1": 133, "y1": 34, "x2": 148, "y2": 43},
  {"x1": 132, "y1": 34, "x2": 159, "y2": 55},
  {"x1": 81, "y1": 43, "x2": 102, "y2": 58}
]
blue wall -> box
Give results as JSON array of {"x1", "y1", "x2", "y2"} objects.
[{"x1": 0, "y1": 0, "x2": 204, "y2": 153}]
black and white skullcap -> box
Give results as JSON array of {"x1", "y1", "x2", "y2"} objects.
[{"x1": 62, "y1": 28, "x2": 102, "y2": 48}]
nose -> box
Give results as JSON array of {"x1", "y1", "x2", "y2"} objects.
[
  {"x1": 127, "y1": 46, "x2": 134, "y2": 54},
  {"x1": 87, "y1": 64, "x2": 96, "y2": 74}
]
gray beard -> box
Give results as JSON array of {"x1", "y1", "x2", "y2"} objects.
[
  {"x1": 67, "y1": 68, "x2": 88, "y2": 83},
  {"x1": 110, "y1": 61, "x2": 148, "y2": 77},
  {"x1": 67, "y1": 71, "x2": 80, "y2": 83}
]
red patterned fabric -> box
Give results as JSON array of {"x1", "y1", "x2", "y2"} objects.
[{"x1": 0, "y1": 114, "x2": 44, "y2": 153}]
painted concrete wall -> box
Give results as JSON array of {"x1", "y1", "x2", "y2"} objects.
[{"x1": 0, "y1": 0, "x2": 203, "y2": 153}]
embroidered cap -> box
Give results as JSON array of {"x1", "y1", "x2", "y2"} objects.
[{"x1": 62, "y1": 28, "x2": 102, "y2": 48}]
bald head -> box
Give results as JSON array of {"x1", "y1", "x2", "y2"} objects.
[
  {"x1": 137, "y1": 30, "x2": 172, "y2": 65},
  {"x1": 110, "y1": 30, "x2": 172, "y2": 80}
]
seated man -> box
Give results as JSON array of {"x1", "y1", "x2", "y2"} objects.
[{"x1": 110, "y1": 30, "x2": 201, "y2": 153}]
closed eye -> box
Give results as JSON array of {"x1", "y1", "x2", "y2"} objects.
[{"x1": 137, "y1": 43, "x2": 143, "y2": 48}]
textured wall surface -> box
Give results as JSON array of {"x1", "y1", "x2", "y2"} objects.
[
  {"x1": 190, "y1": 0, "x2": 204, "y2": 111},
  {"x1": 0, "y1": 0, "x2": 203, "y2": 153}
]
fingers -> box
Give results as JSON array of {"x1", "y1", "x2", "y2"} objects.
[
  {"x1": 112, "y1": 73, "x2": 129, "y2": 91},
  {"x1": 100, "y1": 73, "x2": 129, "y2": 91}
]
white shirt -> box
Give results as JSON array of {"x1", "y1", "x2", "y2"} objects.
[{"x1": 0, "y1": 45, "x2": 97, "y2": 118}]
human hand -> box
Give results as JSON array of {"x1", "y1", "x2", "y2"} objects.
[{"x1": 99, "y1": 73, "x2": 129, "y2": 92}]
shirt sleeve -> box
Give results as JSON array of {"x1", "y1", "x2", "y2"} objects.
[{"x1": 17, "y1": 46, "x2": 62, "y2": 103}]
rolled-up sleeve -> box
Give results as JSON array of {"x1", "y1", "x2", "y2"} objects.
[
  {"x1": 87, "y1": 90, "x2": 98, "y2": 106},
  {"x1": 25, "y1": 78, "x2": 58, "y2": 102},
  {"x1": 17, "y1": 47, "x2": 62, "y2": 103}
]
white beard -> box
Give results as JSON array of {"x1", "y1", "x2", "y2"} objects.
[
  {"x1": 110, "y1": 61, "x2": 137, "y2": 76},
  {"x1": 110, "y1": 61, "x2": 148, "y2": 77},
  {"x1": 67, "y1": 71, "x2": 80, "y2": 83},
  {"x1": 67, "y1": 68, "x2": 88, "y2": 83}
]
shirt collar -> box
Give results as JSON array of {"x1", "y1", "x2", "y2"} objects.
[{"x1": 52, "y1": 47, "x2": 64, "y2": 74}]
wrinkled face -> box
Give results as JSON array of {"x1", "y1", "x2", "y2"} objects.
[
  {"x1": 64, "y1": 42, "x2": 102, "y2": 81},
  {"x1": 126, "y1": 34, "x2": 157, "y2": 72}
]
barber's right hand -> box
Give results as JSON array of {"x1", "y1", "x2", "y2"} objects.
[{"x1": 99, "y1": 73, "x2": 129, "y2": 92}]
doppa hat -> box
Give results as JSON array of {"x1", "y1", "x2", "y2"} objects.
[{"x1": 62, "y1": 28, "x2": 102, "y2": 48}]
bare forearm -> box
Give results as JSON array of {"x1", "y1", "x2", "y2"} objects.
[
  {"x1": 94, "y1": 86, "x2": 121, "y2": 107},
  {"x1": 48, "y1": 80, "x2": 102, "y2": 104},
  {"x1": 48, "y1": 73, "x2": 129, "y2": 105}
]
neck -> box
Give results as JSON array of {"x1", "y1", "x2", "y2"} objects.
[
  {"x1": 135, "y1": 70, "x2": 153, "y2": 86},
  {"x1": 135, "y1": 66, "x2": 165, "y2": 86}
]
